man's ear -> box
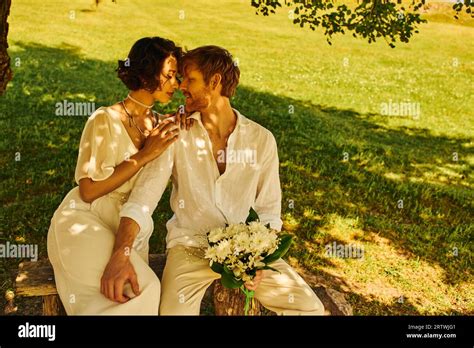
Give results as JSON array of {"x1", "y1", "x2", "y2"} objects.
[{"x1": 210, "y1": 73, "x2": 222, "y2": 90}]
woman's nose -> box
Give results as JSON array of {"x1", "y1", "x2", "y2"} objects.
[{"x1": 172, "y1": 77, "x2": 179, "y2": 89}]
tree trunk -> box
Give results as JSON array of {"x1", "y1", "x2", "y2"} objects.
[
  {"x1": 213, "y1": 280, "x2": 262, "y2": 315},
  {"x1": 0, "y1": 0, "x2": 12, "y2": 95}
]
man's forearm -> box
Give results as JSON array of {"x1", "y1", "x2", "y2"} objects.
[
  {"x1": 112, "y1": 217, "x2": 140, "y2": 257},
  {"x1": 101, "y1": 216, "x2": 141, "y2": 303}
]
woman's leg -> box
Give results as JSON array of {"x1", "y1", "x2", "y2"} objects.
[{"x1": 47, "y1": 208, "x2": 160, "y2": 315}]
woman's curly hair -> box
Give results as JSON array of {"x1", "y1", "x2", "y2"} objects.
[{"x1": 117, "y1": 37, "x2": 182, "y2": 92}]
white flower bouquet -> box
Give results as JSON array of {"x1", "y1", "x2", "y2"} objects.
[{"x1": 204, "y1": 220, "x2": 293, "y2": 315}]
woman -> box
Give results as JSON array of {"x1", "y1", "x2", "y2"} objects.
[{"x1": 47, "y1": 37, "x2": 183, "y2": 315}]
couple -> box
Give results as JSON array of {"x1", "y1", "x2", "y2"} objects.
[{"x1": 47, "y1": 37, "x2": 325, "y2": 315}]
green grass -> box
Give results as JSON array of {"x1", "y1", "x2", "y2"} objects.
[{"x1": 1, "y1": 0, "x2": 473, "y2": 315}]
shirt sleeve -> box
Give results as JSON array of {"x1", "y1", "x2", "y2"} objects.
[
  {"x1": 74, "y1": 110, "x2": 117, "y2": 184},
  {"x1": 119, "y1": 143, "x2": 175, "y2": 234},
  {"x1": 254, "y1": 132, "x2": 283, "y2": 231}
]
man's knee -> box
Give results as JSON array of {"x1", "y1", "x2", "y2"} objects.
[
  {"x1": 159, "y1": 280, "x2": 205, "y2": 315},
  {"x1": 159, "y1": 294, "x2": 200, "y2": 315}
]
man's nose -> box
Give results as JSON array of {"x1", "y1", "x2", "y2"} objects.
[{"x1": 179, "y1": 80, "x2": 187, "y2": 91}]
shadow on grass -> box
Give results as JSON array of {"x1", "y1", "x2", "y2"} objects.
[
  {"x1": 0, "y1": 42, "x2": 472, "y2": 315},
  {"x1": 244, "y1": 91, "x2": 472, "y2": 274}
]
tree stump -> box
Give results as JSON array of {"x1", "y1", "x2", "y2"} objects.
[
  {"x1": 15, "y1": 256, "x2": 354, "y2": 316},
  {"x1": 43, "y1": 295, "x2": 66, "y2": 316},
  {"x1": 15, "y1": 255, "x2": 167, "y2": 316},
  {"x1": 213, "y1": 280, "x2": 262, "y2": 315}
]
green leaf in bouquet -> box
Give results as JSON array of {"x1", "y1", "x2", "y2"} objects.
[
  {"x1": 245, "y1": 207, "x2": 259, "y2": 224},
  {"x1": 210, "y1": 261, "x2": 224, "y2": 274},
  {"x1": 263, "y1": 234, "x2": 293, "y2": 264},
  {"x1": 223, "y1": 265, "x2": 235, "y2": 276},
  {"x1": 261, "y1": 265, "x2": 281, "y2": 273},
  {"x1": 221, "y1": 270, "x2": 243, "y2": 289}
]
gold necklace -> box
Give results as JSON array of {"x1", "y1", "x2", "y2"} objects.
[{"x1": 121, "y1": 101, "x2": 157, "y2": 138}]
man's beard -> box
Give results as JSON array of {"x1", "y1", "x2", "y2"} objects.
[{"x1": 185, "y1": 89, "x2": 210, "y2": 113}]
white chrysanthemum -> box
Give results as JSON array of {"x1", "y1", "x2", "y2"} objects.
[
  {"x1": 205, "y1": 222, "x2": 281, "y2": 283},
  {"x1": 215, "y1": 239, "x2": 232, "y2": 262},
  {"x1": 223, "y1": 224, "x2": 240, "y2": 238},
  {"x1": 208, "y1": 227, "x2": 226, "y2": 243},
  {"x1": 247, "y1": 254, "x2": 266, "y2": 269},
  {"x1": 230, "y1": 260, "x2": 247, "y2": 278},
  {"x1": 205, "y1": 246, "x2": 219, "y2": 262},
  {"x1": 248, "y1": 221, "x2": 269, "y2": 234},
  {"x1": 267, "y1": 244, "x2": 278, "y2": 256},
  {"x1": 232, "y1": 231, "x2": 252, "y2": 254},
  {"x1": 248, "y1": 229, "x2": 278, "y2": 255},
  {"x1": 233, "y1": 268, "x2": 242, "y2": 278}
]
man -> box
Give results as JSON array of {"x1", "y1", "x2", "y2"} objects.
[{"x1": 102, "y1": 45, "x2": 325, "y2": 315}]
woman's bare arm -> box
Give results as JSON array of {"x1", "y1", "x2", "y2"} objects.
[
  {"x1": 79, "y1": 151, "x2": 148, "y2": 203},
  {"x1": 79, "y1": 120, "x2": 179, "y2": 203}
]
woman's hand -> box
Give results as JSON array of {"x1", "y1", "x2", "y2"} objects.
[
  {"x1": 175, "y1": 109, "x2": 195, "y2": 131},
  {"x1": 140, "y1": 119, "x2": 180, "y2": 163},
  {"x1": 100, "y1": 251, "x2": 140, "y2": 303}
]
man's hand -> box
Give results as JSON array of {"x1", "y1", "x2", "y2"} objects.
[
  {"x1": 244, "y1": 270, "x2": 264, "y2": 291},
  {"x1": 100, "y1": 250, "x2": 140, "y2": 303}
]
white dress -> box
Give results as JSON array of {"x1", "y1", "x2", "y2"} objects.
[{"x1": 47, "y1": 107, "x2": 160, "y2": 315}]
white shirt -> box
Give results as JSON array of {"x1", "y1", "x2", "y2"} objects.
[{"x1": 119, "y1": 108, "x2": 282, "y2": 250}]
